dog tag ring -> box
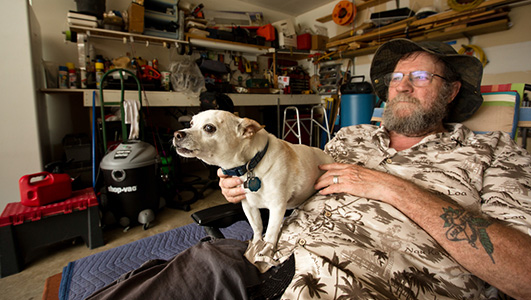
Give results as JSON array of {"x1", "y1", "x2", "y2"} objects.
[{"x1": 244, "y1": 168, "x2": 262, "y2": 192}]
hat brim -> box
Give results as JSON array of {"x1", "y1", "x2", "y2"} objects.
[{"x1": 370, "y1": 38, "x2": 484, "y2": 123}]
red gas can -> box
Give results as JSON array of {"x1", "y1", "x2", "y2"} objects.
[{"x1": 19, "y1": 172, "x2": 72, "y2": 206}]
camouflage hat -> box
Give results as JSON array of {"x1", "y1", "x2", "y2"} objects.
[{"x1": 370, "y1": 38, "x2": 484, "y2": 123}]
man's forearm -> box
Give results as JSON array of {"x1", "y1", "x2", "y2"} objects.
[{"x1": 386, "y1": 179, "x2": 531, "y2": 300}]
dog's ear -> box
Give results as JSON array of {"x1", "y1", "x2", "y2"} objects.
[{"x1": 240, "y1": 118, "x2": 264, "y2": 138}]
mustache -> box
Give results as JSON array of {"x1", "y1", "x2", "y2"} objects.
[
  {"x1": 388, "y1": 94, "x2": 421, "y2": 105},
  {"x1": 388, "y1": 94, "x2": 420, "y2": 104}
]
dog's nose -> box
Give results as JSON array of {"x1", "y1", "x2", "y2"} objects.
[{"x1": 174, "y1": 131, "x2": 186, "y2": 140}]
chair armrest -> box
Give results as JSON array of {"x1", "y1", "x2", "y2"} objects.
[
  {"x1": 191, "y1": 203, "x2": 247, "y2": 239},
  {"x1": 191, "y1": 203, "x2": 294, "y2": 239},
  {"x1": 191, "y1": 203, "x2": 247, "y2": 228}
]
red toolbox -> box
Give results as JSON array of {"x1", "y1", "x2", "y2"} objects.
[
  {"x1": 0, "y1": 188, "x2": 104, "y2": 277},
  {"x1": 19, "y1": 172, "x2": 72, "y2": 206}
]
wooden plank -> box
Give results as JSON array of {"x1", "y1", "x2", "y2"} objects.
[
  {"x1": 411, "y1": 0, "x2": 524, "y2": 27},
  {"x1": 329, "y1": 22, "x2": 374, "y2": 42},
  {"x1": 326, "y1": 16, "x2": 415, "y2": 48},
  {"x1": 421, "y1": 18, "x2": 510, "y2": 40},
  {"x1": 316, "y1": 14, "x2": 334, "y2": 23},
  {"x1": 328, "y1": 18, "x2": 509, "y2": 59},
  {"x1": 421, "y1": 10, "x2": 508, "y2": 34}
]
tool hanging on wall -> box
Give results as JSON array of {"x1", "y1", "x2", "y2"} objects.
[{"x1": 333, "y1": 0, "x2": 356, "y2": 25}]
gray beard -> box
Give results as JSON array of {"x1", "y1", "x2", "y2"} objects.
[{"x1": 382, "y1": 92, "x2": 449, "y2": 137}]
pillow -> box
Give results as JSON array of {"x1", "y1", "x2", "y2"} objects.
[{"x1": 462, "y1": 91, "x2": 520, "y2": 139}]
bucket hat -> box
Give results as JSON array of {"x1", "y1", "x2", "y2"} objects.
[{"x1": 370, "y1": 38, "x2": 484, "y2": 123}]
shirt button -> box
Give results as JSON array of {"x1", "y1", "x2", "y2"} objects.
[
  {"x1": 324, "y1": 210, "x2": 332, "y2": 218},
  {"x1": 298, "y1": 239, "x2": 306, "y2": 246},
  {"x1": 386, "y1": 158, "x2": 393, "y2": 164}
]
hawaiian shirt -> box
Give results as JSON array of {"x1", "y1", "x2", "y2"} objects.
[{"x1": 273, "y1": 124, "x2": 531, "y2": 300}]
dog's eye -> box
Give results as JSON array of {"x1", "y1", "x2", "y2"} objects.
[{"x1": 203, "y1": 124, "x2": 216, "y2": 133}]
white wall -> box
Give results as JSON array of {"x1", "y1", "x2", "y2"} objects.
[{"x1": 0, "y1": 1, "x2": 43, "y2": 211}]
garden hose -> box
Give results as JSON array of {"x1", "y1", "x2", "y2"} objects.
[
  {"x1": 333, "y1": 1, "x2": 356, "y2": 25},
  {"x1": 458, "y1": 44, "x2": 488, "y2": 67}
]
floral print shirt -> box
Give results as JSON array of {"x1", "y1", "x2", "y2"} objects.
[{"x1": 271, "y1": 124, "x2": 531, "y2": 299}]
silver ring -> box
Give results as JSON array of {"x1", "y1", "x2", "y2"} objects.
[{"x1": 333, "y1": 175, "x2": 339, "y2": 184}]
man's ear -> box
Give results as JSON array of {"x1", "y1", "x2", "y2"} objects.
[
  {"x1": 239, "y1": 118, "x2": 264, "y2": 138},
  {"x1": 447, "y1": 81, "x2": 462, "y2": 104}
]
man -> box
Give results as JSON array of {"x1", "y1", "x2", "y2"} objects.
[
  {"x1": 220, "y1": 39, "x2": 531, "y2": 299},
  {"x1": 88, "y1": 39, "x2": 531, "y2": 300}
]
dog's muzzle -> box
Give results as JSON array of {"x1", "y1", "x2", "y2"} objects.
[{"x1": 173, "y1": 131, "x2": 194, "y2": 155}]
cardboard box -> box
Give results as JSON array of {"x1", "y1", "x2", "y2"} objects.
[
  {"x1": 311, "y1": 35, "x2": 329, "y2": 50},
  {"x1": 128, "y1": 3, "x2": 144, "y2": 33}
]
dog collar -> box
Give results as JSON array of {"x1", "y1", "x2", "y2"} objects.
[{"x1": 222, "y1": 141, "x2": 269, "y2": 177}]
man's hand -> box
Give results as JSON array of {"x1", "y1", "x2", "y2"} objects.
[
  {"x1": 217, "y1": 168, "x2": 246, "y2": 203},
  {"x1": 315, "y1": 163, "x2": 405, "y2": 204}
]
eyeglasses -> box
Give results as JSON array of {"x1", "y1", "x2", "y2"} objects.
[{"x1": 384, "y1": 71, "x2": 448, "y2": 87}]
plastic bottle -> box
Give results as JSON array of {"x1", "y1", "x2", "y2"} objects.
[
  {"x1": 80, "y1": 68, "x2": 87, "y2": 88},
  {"x1": 58, "y1": 66, "x2": 68, "y2": 89},
  {"x1": 95, "y1": 62, "x2": 104, "y2": 88},
  {"x1": 66, "y1": 62, "x2": 77, "y2": 89}
]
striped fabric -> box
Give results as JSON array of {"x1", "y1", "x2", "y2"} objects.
[{"x1": 462, "y1": 91, "x2": 520, "y2": 138}]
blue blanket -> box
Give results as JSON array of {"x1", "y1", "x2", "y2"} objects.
[{"x1": 59, "y1": 221, "x2": 253, "y2": 300}]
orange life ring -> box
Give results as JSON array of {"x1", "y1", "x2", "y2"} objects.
[{"x1": 333, "y1": 1, "x2": 356, "y2": 25}]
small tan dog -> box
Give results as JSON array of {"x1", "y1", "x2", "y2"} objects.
[{"x1": 173, "y1": 110, "x2": 333, "y2": 270}]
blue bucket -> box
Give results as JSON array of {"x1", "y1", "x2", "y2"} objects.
[{"x1": 340, "y1": 94, "x2": 376, "y2": 127}]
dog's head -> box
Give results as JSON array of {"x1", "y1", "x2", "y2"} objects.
[{"x1": 173, "y1": 110, "x2": 265, "y2": 167}]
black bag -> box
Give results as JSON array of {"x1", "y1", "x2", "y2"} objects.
[
  {"x1": 200, "y1": 91, "x2": 234, "y2": 112},
  {"x1": 340, "y1": 75, "x2": 373, "y2": 94}
]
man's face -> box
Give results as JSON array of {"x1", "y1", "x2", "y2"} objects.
[{"x1": 383, "y1": 52, "x2": 457, "y2": 136}]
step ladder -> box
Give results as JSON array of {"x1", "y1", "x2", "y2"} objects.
[{"x1": 282, "y1": 105, "x2": 331, "y2": 147}]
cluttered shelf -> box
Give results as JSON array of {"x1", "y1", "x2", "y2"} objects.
[
  {"x1": 68, "y1": 25, "x2": 188, "y2": 46},
  {"x1": 41, "y1": 89, "x2": 322, "y2": 107},
  {"x1": 81, "y1": 90, "x2": 322, "y2": 107},
  {"x1": 325, "y1": 0, "x2": 522, "y2": 59}
]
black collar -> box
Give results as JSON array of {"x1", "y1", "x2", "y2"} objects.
[{"x1": 222, "y1": 141, "x2": 269, "y2": 177}]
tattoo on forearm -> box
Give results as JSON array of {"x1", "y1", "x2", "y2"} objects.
[{"x1": 440, "y1": 207, "x2": 495, "y2": 263}]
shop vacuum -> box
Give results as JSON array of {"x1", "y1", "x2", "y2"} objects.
[{"x1": 100, "y1": 140, "x2": 161, "y2": 230}]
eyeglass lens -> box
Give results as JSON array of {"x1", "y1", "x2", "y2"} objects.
[{"x1": 385, "y1": 71, "x2": 435, "y2": 87}]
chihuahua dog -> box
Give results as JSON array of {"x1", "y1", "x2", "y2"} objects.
[{"x1": 173, "y1": 110, "x2": 333, "y2": 271}]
